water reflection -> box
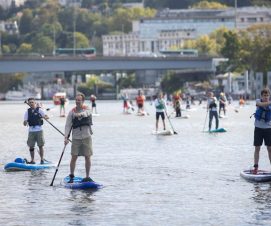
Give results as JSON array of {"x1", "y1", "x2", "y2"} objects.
[{"x1": 252, "y1": 183, "x2": 271, "y2": 224}]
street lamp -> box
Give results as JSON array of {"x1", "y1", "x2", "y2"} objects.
[{"x1": 234, "y1": 0, "x2": 237, "y2": 29}]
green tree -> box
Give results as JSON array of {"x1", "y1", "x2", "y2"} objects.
[
  {"x1": 195, "y1": 35, "x2": 218, "y2": 56},
  {"x1": 192, "y1": 1, "x2": 228, "y2": 9},
  {"x1": 32, "y1": 35, "x2": 54, "y2": 54},
  {"x1": 19, "y1": 9, "x2": 33, "y2": 34},
  {"x1": 17, "y1": 43, "x2": 32, "y2": 54}
]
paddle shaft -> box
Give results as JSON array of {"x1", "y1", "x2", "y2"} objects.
[
  {"x1": 164, "y1": 109, "x2": 178, "y2": 134},
  {"x1": 49, "y1": 143, "x2": 68, "y2": 186},
  {"x1": 24, "y1": 101, "x2": 72, "y2": 142},
  {"x1": 50, "y1": 126, "x2": 72, "y2": 186},
  {"x1": 202, "y1": 110, "x2": 208, "y2": 132}
]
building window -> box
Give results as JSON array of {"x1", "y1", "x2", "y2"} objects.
[
  {"x1": 247, "y1": 18, "x2": 257, "y2": 22},
  {"x1": 241, "y1": 18, "x2": 244, "y2": 22}
]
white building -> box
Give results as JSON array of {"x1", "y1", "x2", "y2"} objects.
[
  {"x1": 102, "y1": 6, "x2": 271, "y2": 57},
  {"x1": 58, "y1": 0, "x2": 82, "y2": 7},
  {"x1": 0, "y1": 0, "x2": 25, "y2": 9},
  {"x1": 0, "y1": 20, "x2": 18, "y2": 34}
]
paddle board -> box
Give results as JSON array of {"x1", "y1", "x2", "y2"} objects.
[
  {"x1": 240, "y1": 170, "x2": 271, "y2": 182},
  {"x1": 4, "y1": 157, "x2": 54, "y2": 171},
  {"x1": 63, "y1": 176, "x2": 102, "y2": 190},
  {"x1": 176, "y1": 115, "x2": 190, "y2": 119},
  {"x1": 92, "y1": 113, "x2": 100, "y2": 117},
  {"x1": 219, "y1": 115, "x2": 228, "y2": 119},
  {"x1": 152, "y1": 130, "x2": 173, "y2": 136},
  {"x1": 208, "y1": 128, "x2": 227, "y2": 133}
]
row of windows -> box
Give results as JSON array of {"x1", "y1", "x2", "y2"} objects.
[{"x1": 103, "y1": 36, "x2": 138, "y2": 41}]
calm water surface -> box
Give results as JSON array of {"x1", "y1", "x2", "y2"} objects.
[{"x1": 0, "y1": 100, "x2": 271, "y2": 226}]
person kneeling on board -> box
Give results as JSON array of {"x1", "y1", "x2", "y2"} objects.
[
  {"x1": 251, "y1": 88, "x2": 271, "y2": 174},
  {"x1": 64, "y1": 93, "x2": 94, "y2": 183}
]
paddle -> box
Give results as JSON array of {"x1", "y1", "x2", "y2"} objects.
[
  {"x1": 50, "y1": 127, "x2": 72, "y2": 186},
  {"x1": 164, "y1": 109, "x2": 178, "y2": 134},
  {"x1": 202, "y1": 110, "x2": 208, "y2": 132},
  {"x1": 24, "y1": 100, "x2": 71, "y2": 142}
]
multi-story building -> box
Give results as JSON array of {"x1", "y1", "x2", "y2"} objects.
[
  {"x1": 102, "y1": 6, "x2": 271, "y2": 57},
  {"x1": 0, "y1": 0, "x2": 26, "y2": 9},
  {"x1": 0, "y1": 21, "x2": 18, "y2": 34}
]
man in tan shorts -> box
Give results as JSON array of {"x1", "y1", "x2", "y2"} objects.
[{"x1": 64, "y1": 93, "x2": 93, "y2": 183}]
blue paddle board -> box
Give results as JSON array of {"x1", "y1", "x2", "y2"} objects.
[
  {"x1": 209, "y1": 128, "x2": 227, "y2": 133},
  {"x1": 4, "y1": 157, "x2": 54, "y2": 171},
  {"x1": 63, "y1": 176, "x2": 102, "y2": 190}
]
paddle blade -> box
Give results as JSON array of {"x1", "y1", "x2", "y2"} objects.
[{"x1": 174, "y1": 131, "x2": 178, "y2": 135}]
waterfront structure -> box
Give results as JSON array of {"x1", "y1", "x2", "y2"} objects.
[
  {"x1": 0, "y1": 21, "x2": 18, "y2": 34},
  {"x1": 102, "y1": 7, "x2": 271, "y2": 57},
  {"x1": 58, "y1": 0, "x2": 81, "y2": 7},
  {"x1": 0, "y1": 0, "x2": 25, "y2": 9}
]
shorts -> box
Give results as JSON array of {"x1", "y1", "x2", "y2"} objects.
[
  {"x1": 138, "y1": 103, "x2": 143, "y2": 109},
  {"x1": 254, "y1": 127, "x2": 271, "y2": 146},
  {"x1": 71, "y1": 137, "x2": 93, "y2": 156},
  {"x1": 27, "y1": 131, "x2": 45, "y2": 147},
  {"x1": 156, "y1": 112, "x2": 165, "y2": 120},
  {"x1": 92, "y1": 103, "x2": 96, "y2": 108}
]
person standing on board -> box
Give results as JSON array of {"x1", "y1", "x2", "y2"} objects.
[
  {"x1": 23, "y1": 98, "x2": 49, "y2": 164},
  {"x1": 207, "y1": 92, "x2": 219, "y2": 131},
  {"x1": 59, "y1": 96, "x2": 66, "y2": 117},
  {"x1": 90, "y1": 94, "x2": 97, "y2": 114},
  {"x1": 64, "y1": 93, "x2": 94, "y2": 183},
  {"x1": 173, "y1": 91, "x2": 182, "y2": 117},
  {"x1": 154, "y1": 92, "x2": 167, "y2": 131},
  {"x1": 251, "y1": 88, "x2": 271, "y2": 174},
  {"x1": 136, "y1": 90, "x2": 146, "y2": 114},
  {"x1": 218, "y1": 92, "x2": 227, "y2": 117}
]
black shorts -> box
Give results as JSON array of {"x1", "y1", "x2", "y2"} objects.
[
  {"x1": 254, "y1": 127, "x2": 271, "y2": 146},
  {"x1": 138, "y1": 103, "x2": 143, "y2": 108},
  {"x1": 156, "y1": 112, "x2": 165, "y2": 120}
]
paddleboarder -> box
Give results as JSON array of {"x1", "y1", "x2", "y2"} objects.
[
  {"x1": 207, "y1": 92, "x2": 219, "y2": 131},
  {"x1": 154, "y1": 92, "x2": 167, "y2": 132},
  {"x1": 136, "y1": 90, "x2": 146, "y2": 115},
  {"x1": 64, "y1": 93, "x2": 94, "y2": 183},
  {"x1": 251, "y1": 88, "x2": 271, "y2": 174},
  {"x1": 23, "y1": 97, "x2": 49, "y2": 164}
]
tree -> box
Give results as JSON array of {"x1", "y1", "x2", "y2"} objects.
[
  {"x1": 17, "y1": 43, "x2": 32, "y2": 54},
  {"x1": 192, "y1": 1, "x2": 228, "y2": 9},
  {"x1": 19, "y1": 9, "x2": 33, "y2": 34},
  {"x1": 32, "y1": 35, "x2": 54, "y2": 54},
  {"x1": 195, "y1": 35, "x2": 218, "y2": 56}
]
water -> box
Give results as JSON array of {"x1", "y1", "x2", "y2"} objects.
[{"x1": 1, "y1": 100, "x2": 271, "y2": 226}]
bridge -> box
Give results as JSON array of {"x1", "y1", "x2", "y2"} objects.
[{"x1": 0, "y1": 56, "x2": 222, "y2": 73}]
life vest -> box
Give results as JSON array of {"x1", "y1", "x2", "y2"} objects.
[
  {"x1": 136, "y1": 95, "x2": 145, "y2": 105},
  {"x1": 72, "y1": 106, "x2": 92, "y2": 129},
  {"x1": 254, "y1": 104, "x2": 271, "y2": 122},
  {"x1": 28, "y1": 107, "x2": 43, "y2": 126},
  {"x1": 209, "y1": 101, "x2": 217, "y2": 109},
  {"x1": 156, "y1": 100, "x2": 164, "y2": 110}
]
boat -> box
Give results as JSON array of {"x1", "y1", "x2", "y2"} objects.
[
  {"x1": 63, "y1": 176, "x2": 102, "y2": 190},
  {"x1": 152, "y1": 130, "x2": 173, "y2": 136},
  {"x1": 5, "y1": 90, "x2": 41, "y2": 101},
  {"x1": 208, "y1": 128, "x2": 227, "y2": 133},
  {"x1": 240, "y1": 170, "x2": 271, "y2": 182},
  {"x1": 52, "y1": 92, "x2": 69, "y2": 105},
  {"x1": 4, "y1": 157, "x2": 54, "y2": 171}
]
